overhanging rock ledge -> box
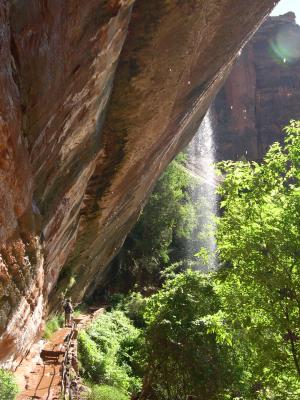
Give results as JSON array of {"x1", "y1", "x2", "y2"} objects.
[{"x1": 0, "y1": 0, "x2": 278, "y2": 365}]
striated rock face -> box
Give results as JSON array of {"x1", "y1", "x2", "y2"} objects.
[
  {"x1": 0, "y1": 0, "x2": 277, "y2": 364},
  {"x1": 214, "y1": 12, "x2": 300, "y2": 161},
  {"x1": 1, "y1": 0, "x2": 135, "y2": 366}
]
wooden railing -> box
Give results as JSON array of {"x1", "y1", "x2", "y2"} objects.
[{"x1": 61, "y1": 320, "x2": 79, "y2": 399}]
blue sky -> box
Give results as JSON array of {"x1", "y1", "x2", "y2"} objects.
[{"x1": 271, "y1": 0, "x2": 300, "y2": 22}]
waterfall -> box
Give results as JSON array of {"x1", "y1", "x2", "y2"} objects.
[{"x1": 186, "y1": 108, "x2": 218, "y2": 270}]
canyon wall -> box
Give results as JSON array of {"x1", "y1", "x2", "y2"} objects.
[
  {"x1": 0, "y1": 0, "x2": 277, "y2": 364},
  {"x1": 213, "y1": 12, "x2": 300, "y2": 161}
]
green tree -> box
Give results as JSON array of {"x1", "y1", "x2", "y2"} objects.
[
  {"x1": 214, "y1": 121, "x2": 300, "y2": 398},
  {"x1": 109, "y1": 154, "x2": 197, "y2": 290},
  {"x1": 140, "y1": 270, "x2": 240, "y2": 400}
]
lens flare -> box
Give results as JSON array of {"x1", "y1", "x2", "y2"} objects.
[{"x1": 270, "y1": 26, "x2": 300, "y2": 64}]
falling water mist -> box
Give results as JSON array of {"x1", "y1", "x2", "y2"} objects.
[{"x1": 186, "y1": 107, "x2": 218, "y2": 270}]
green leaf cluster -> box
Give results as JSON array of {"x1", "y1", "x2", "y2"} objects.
[
  {"x1": 78, "y1": 310, "x2": 142, "y2": 396},
  {"x1": 131, "y1": 155, "x2": 196, "y2": 263},
  {"x1": 0, "y1": 368, "x2": 18, "y2": 400},
  {"x1": 87, "y1": 384, "x2": 129, "y2": 400},
  {"x1": 140, "y1": 270, "x2": 240, "y2": 400},
  {"x1": 110, "y1": 291, "x2": 148, "y2": 328}
]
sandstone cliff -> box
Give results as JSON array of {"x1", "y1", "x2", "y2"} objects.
[
  {"x1": 0, "y1": 0, "x2": 277, "y2": 364},
  {"x1": 214, "y1": 12, "x2": 300, "y2": 161}
]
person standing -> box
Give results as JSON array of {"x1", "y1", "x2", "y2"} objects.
[{"x1": 63, "y1": 298, "x2": 74, "y2": 327}]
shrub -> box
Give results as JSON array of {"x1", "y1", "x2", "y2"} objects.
[
  {"x1": 107, "y1": 293, "x2": 126, "y2": 310},
  {"x1": 78, "y1": 310, "x2": 142, "y2": 395},
  {"x1": 123, "y1": 292, "x2": 147, "y2": 328},
  {"x1": 140, "y1": 270, "x2": 241, "y2": 400},
  {"x1": 78, "y1": 330, "x2": 104, "y2": 380},
  {"x1": 88, "y1": 384, "x2": 129, "y2": 400},
  {"x1": 112, "y1": 292, "x2": 148, "y2": 328},
  {"x1": 0, "y1": 368, "x2": 18, "y2": 400}
]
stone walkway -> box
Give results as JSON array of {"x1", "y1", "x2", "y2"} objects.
[{"x1": 14, "y1": 307, "x2": 104, "y2": 400}]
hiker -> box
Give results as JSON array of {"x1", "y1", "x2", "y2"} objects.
[{"x1": 63, "y1": 298, "x2": 74, "y2": 327}]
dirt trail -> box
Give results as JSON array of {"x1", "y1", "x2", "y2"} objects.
[{"x1": 14, "y1": 307, "x2": 104, "y2": 400}]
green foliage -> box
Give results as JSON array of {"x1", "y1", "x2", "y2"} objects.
[
  {"x1": 0, "y1": 369, "x2": 18, "y2": 400},
  {"x1": 107, "y1": 293, "x2": 127, "y2": 310},
  {"x1": 129, "y1": 155, "x2": 195, "y2": 264},
  {"x1": 141, "y1": 270, "x2": 240, "y2": 400},
  {"x1": 43, "y1": 315, "x2": 64, "y2": 339},
  {"x1": 113, "y1": 292, "x2": 148, "y2": 328},
  {"x1": 78, "y1": 310, "x2": 142, "y2": 395},
  {"x1": 214, "y1": 120, "x2": 300, "y2": 397},
  {"x1": 109, "y1": 154, "x2": 197, "y2": 290},
  {"x1": 88, "y1": 384, "x2": 129, "y2": 400}
]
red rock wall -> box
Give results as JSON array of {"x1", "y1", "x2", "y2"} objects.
[
  {"x1": 0, "y1": 0, "x2": 277, "y2": 364},
  {"x1": 0, "y1": 1, "x2": 43, "y2": 365},
  {"x1": 214, "y1": 12, "x2": 300, "y2": 161},
  {"x1": 1, "y1": 0, "x2": 135, "y2": 366}
]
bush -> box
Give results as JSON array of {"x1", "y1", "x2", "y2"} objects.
[
  {"x1": 43, "y1": 315, "x2": 64, "y2": 339},
  {"x1": 123, "y1": 292, "x2": 147, "y2": 327},
  {"x1": 78, "y1": 310, "x2": 142, "y2": 395},
  {"x1": 140, "y1": 270, "x2": 241, "y2": 400},
  {"x1": 107, "y1": 293, "x2": 126, "y2": 311},
  {"x1": 88, "y1": 384, "x2": 129, "y2": 400},
  {"x1": 0, "y1": 368, "x2": 18, "y2": 400},
  {"x1": 111, "y1": 292, "x2": 148, "y2": 328}
]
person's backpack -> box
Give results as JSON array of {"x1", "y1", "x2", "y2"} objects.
[{"x1": 64, "y1": 302, "x2": 72, "y2": 313}]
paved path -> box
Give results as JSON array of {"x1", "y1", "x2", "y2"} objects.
[
  {"x1": 15, "y1": 327, "x2": 71, "y2": 400},
  {"x1": 14, "y1": 307, "x2": 104, "y2": 400}
]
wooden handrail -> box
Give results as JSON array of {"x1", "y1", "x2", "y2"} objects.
[{"x1": 61, "y1": 320, "x2": 78, "y2": 399}]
